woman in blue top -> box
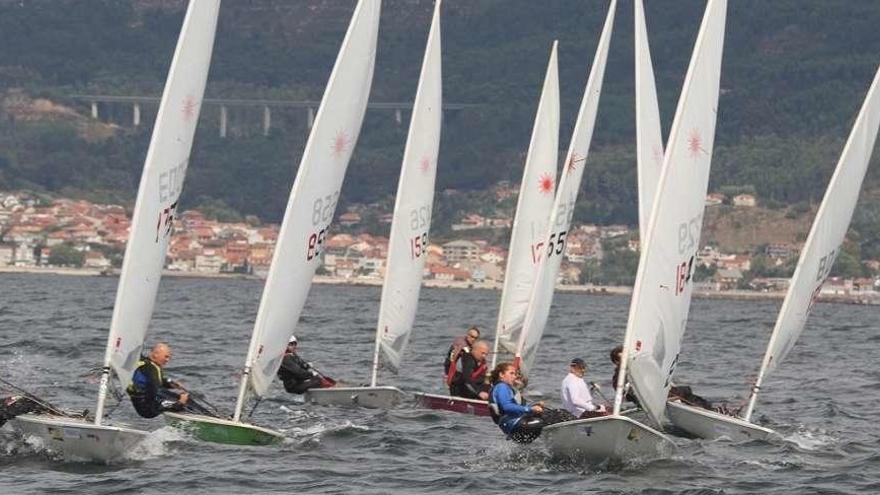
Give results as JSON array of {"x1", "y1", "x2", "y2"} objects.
[{"x1": 488, "y1": 362, "x2": 545, "y2": 443}]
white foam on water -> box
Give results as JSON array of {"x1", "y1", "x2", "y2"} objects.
[
  {"x1": 784, "y1": 425, "x2": 836, "y2": 451},
  {"x1": 284, "y1": 419, "x2": 369, "y2": 439},
  {"x1": 740, "y1": 457, "x2": 799, "y2": 471},
  {"x1": 467, "y1": 440, "x2": 553, "y2": 473},
  {"x1": 126, "y1": 426, "x2": 185, "y2": 460}
]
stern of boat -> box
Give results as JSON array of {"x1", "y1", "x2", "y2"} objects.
[
  {"x1": 541, "y1": 414, "x2": 675, "y2": 463},
  {"x1": 10, "y1": 414, "x2": 148, "y2": 463},
  {"x1": 665, "y1": 400, "x2": 776, "y2": 442}
]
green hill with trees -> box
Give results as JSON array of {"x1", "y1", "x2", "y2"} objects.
[{"x1": 0, "y1": 0, "x2": 879, "y2": 260}]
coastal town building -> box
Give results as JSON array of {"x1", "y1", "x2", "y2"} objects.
[
  {"x1": 0, "y1": 190, "x2": 876, "y2": 304},
  {"x1": 442, "y1": 240, "x2": 481, "y2": 263},
  {"x1": 733, "y1": 194, "x2": 757, "y2": 207}
]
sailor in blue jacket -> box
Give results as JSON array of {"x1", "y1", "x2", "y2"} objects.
[{"x1": 488, "y1": 362, "x2": 545, "y2": 443}]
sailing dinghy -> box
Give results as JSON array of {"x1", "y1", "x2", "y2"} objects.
[
  {"x1": 163, "y1": 0, "x2": 381, "y2": 444},
  {"x1": 543, "y1": 0, "x2": 727, "y2": 462},
  {"x1": 11, "y1": 0, "x2": 220, "y2": 462},
  {"x1": 666, "y1": 63, "x2": 880, "y2": 441},
  {"x1": 306, "y1": 0, "x2": 442, "y2": 409},
  {"x1": 416, "y1": 39, "x2": 560, "y2": 417}
]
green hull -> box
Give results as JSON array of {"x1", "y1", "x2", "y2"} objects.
[{"x1": 164, "y1": 413, "x2": 284, "y2": 446}]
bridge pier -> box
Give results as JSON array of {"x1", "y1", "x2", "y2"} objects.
[
  {"x1": 263, "y1": 105, "x2": 271, "y2": 136},
  {"x1": 395, "y1": 108, "x2": 402, "y2": 125},
  {"x1": 133, "y1": 103, "x2": 141, "y2": 127},
  {"x1": 307, "y1": 107, "x2": 315, "y2": 129},
  {"x1": 91, "y1": 101, "x2": 98, "y2": 119},
  {"x1": 220, "y1": 105, "x2": 228, "y2": 138}
]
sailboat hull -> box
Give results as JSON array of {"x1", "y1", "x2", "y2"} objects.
[
  {"x1": 665, "y1": 400, "x2": 777, "y2": 441},
  {"x1": 541, "y1": 415, "x2": 675, "y2": 463},
  {"x1": 10, "y1": 414, "x2": 149, "y2": 463},
  {"x1": 163, "y1": 412, "x2": 284, "y2": 446},
  {"x1": 304, "y1": 386, "x2": 405, "y2": 409},
  {"x1": 413, "y1": 392, "x2": 491, "y2": 417}
]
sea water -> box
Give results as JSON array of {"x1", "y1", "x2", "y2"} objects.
[{"x1": 0, "y1": 273, "x2": 877, "y2": 494}]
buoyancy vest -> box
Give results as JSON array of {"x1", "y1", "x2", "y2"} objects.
[{"x1": 127, "y1": 357, "x2": 165, "y2": 398}]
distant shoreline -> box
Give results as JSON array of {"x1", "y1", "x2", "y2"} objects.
[{"x1": 1, "y1": 265, "x2": 877, "y2": 305}]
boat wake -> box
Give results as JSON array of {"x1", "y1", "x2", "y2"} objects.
[
  {"x1": 469, "y1": 440, "x2": 653, "y2": 474},
  {"x1": 126, "y1": 426, "x2": 187, "y2": 461},
  {"x1": 783, "y1": 425, "x2": 836, "y2": 451},
  {"x1": 0, "y1": 427, "x2": 53, "y2": 460},
  {"x1": 285, "y1": 417, "x2": 369, "y2": 440}
]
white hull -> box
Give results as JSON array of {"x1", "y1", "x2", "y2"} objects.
[
  {"x1": 541, "y1": 415, "x2": 675, "y2": 463},
  {"x1": 304, "y1": 386, "x2": 405, "y2": 409},
  {"x1": 10, "y1": 414, "x2": 148, "y2": 463},
  {"x1": 665, "y1": 400, "x2": 777, "y2": 442}
]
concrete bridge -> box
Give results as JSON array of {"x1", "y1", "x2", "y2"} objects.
[{"x1": 70, "y1": 94, "x2": 479, "y2": 137}]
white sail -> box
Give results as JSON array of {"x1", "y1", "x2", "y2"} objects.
[
  {"x1": 492, "y1": 42, "x2": 560, "y2": 367},
  {"x1": 635, "y1": 0, "x2": 664, "y2": 243},
  {"x1": 238, "y1": 0, "x2": 381, "y2": 405},
  {"x1": 616, "y1": 0, "x2": 727, "y2": 428},
  {"x1": 743, "y1": 65, "x2": 880, "y2": 420},
  {"x1": 372, "y1": 0, "x2": 442, "y2": 378},
  {"x1": 514, "y1": 0, "x2": 617, "y2": 376},
  {"x1": 102, "y1": 0, "x2": 220, "y2": 391}
]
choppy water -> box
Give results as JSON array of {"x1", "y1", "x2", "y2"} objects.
[{"x1": 0, "y1": 273, "x2": 878, "y2": 494}]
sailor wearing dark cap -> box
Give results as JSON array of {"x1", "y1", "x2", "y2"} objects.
[{"x1": 560, "y1": 357, "x2": 606, "y2": 419}]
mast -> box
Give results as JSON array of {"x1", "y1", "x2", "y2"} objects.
[
  {"x1": 613, "y1": 0, "x2": 663, "y2": 417},
  {"x1": 233, "y1": 0, "x2": 381, "y2": 420},
  {"x1": 615, "y1": 0, "x2": 727, "y2": 426},
  {"x1": 371, "y1": 0, "x2": 442, "y2": 385},
  {"x1": 743, "y1": 64, "x2": 880, "y2": 422},
  {"x1": 634, "y1": 0, "x2": 664, "y2": 244},
  {"x1": 514, "y1": 0, "x2": 617, "y2": 376},
  {"x1": 492, "y1": 41, "x2": 559, "y2": 370},
  {"x1": 95, "y1": 0, "x2": 220, "y2": 424}
]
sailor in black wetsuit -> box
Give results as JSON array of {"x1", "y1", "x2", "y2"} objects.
[
  {"x1": 127, "y1": 343, "x2": 189, "y2": 418},
  {"x1": 610, "y1": 345, "x2": 714, "y2": 410},
  {"x1": 277, "y1": 335, "x2": 327, "y2": 394},
  {"x1": 450, "y1": 340, "x2": 490, "y2": 400},
  {"x1": 0, "y1": 396, "x2": 50, "y2": 426}
]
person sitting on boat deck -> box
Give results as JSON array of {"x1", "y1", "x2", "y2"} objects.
[
  {"x1": 668, "y1": 383, "x2": 714, "y2": 410},
  {"x1": 610, "y1": 345, "x2": 714, "y2": 410},
  {"x1": 278, "y1": 335, "x2": 328, "y2": 394},
  {"x1": 0, "y1": 395, "x2": 51, "y2": 427},
  {"x1": 488, "y1": 362, "x2": 546, "y2": 443},
  {"x1": 561, "y1": 357, "x2": 607, "y2": 419},
  {"x1": 610, "y1": 344, "x2": 640, "y2": 406},
  {"x1": 444, "y1": 326, "x2": 480, "y2": 386},
  {"x1": 127, "y1": 342, "x2": 189, "y2": 419},
  {"x1": 450, "y1": 339, "x2": 490, "y2": 400}
]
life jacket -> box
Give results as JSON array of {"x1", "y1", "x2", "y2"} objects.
[
  {"x1": 487, "y1": 384, "x2": 501, "y2": 425},
  {"x1": 126, "y1": 357, "x2": 164, "y2": 398},
  {"x1": 443, "y1": 341, "x2": 471, "y2": 385},
  {"x1": 469, "y1": 361, "x2": 487, "y2": 383}
]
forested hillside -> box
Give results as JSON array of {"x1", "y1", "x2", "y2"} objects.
[{"x1": 0, "y1": 0, "x2": 879, "y2": 257}]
